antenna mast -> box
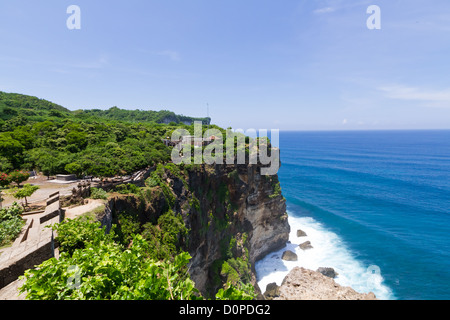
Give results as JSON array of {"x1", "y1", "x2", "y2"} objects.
[{"x1": 207, "y1": 103, "x2": 210, "y2": 127}]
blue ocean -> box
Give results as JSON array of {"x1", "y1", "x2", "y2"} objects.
[{"x1": 255, "y1": 130, "x2": 450, "y2": 300}]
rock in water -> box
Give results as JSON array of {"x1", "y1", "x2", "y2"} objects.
[
  {"x1": 264, "y1": 282, "x2": 280, "y2": 300},
  {"x1": 297, "y1": 229, "x2": 307, "y2": 237},
  {"x1": 317, "y1": 267, "x2": 338, "y2": 279},
  {"x1": 299, "y1": 241, "x2": 313, "y2": 250},
  {"x1": 281, "y1": 250, "x2": 298, "y2": 261}
]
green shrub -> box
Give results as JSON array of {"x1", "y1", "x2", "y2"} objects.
[
  {"x1": 9, "y1": 184, "x2": 39, "y2": 207},
  {"x1": 117, "y1": 212, "x2": 141, "y2": 246},
  {"x1": 227, "y1": 169, "x2": 239, "y2": 183},
  {"x1": 19, "y1": 235, "x2": 200, "y2": 300},
  {"x1": 8, "y1": 170, "x2": 30, "y2": 186},
  {"x1": 90, "y1": 187, "x2": 108, "y2": 200},
  {"x1": 114, "y1": 183, "x2": 140, "y2": 195},
  {"x1": 52, "y1": 216, "x2": 115, "y2": 256},
  {"x1": 269, "y1": 182, "x2": 281, "y2": 199},
  {"x1": 0, "y1": 202, "x2": 25, "y2": 247},
  {"x1": 215, "y1": 282, "x2": 256, "y2": 300},
  {"x1": 141, "y1": 210, "x2": 188, "y2": 261}
]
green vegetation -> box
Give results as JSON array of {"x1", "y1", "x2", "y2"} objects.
[
  {"x1": 6, "y1": 170, "x2": 30, "y2": 186},
  {"x1": 269, "y1": 181, "x2": 282, "y2": 199},
  {"x1": 215, "y1": 282, "x2": 255, "y2": 300},
  {"x1": 0, "y1": 202, "x2": 25, "y2": 247},
  {"x1": 144, "y1": 164, "x2": 177, "y2": 207},
  {"x1": 8, "y1": 184, "x2": 39, "y2": 207},
  {"x1": 211, "y1": 233, "x2": 256, "y2": 299},
  {"x1": 2, "y1": 91, "x2": 263, "y2": 300},
  {"x1": 51, "y1": 216, "x2": 115, "y2": 256},
  {"x1": 113, "y1": 183, "x2": 140, "y2": 195},
  {"x1": 20, "y1": 216, "x2": 199, "y2": 300},
  {"x1": 90, "y1": 187, "x2": 109, "y2": 200},
  {"x1": 0, "y1": 91, "x2": 210, "y2": 178},
  {"x1": 19, "y1": 233, "x2": 199, "y2": 300},
  {"x1": 141, "y1": 210, "x2": 188, "y2": 261},
  {"x1": 20, "y1": 212, "x2": 252, "y2": 300}
]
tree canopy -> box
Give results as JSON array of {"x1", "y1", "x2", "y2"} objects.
[{"x1": 0, "y1": 91, "x2": 210, "y2": 178}]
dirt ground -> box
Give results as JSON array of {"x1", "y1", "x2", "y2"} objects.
[
  {"x1": 0, "y1": 175, "x2": 89, "y2": 209},
  {"x1": 64, "y1": 199, "x2": 105, "y2": 220}
]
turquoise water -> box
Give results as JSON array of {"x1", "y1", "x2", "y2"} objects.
[{"x1": 256, "y1": 130, "x2": 450, "y2": 300}]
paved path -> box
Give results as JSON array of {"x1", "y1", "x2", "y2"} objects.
[
  {"x1": 1, "y1": 175, "x2": 88, "y2": 209},
  {"x1": 64, "y1": 199, "x2": 105, "y2": 220},
  {"x1": 0, "y1": 194, "x2": 107, "y2": 299},
  {"x1": 0, "y1": 194, "x2": 61, "y2": 299},
  {"x1": 0, "y1": 278, "x2": 26, "y2": 300}
]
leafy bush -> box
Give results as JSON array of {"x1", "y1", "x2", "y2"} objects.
[
  {"x1": 141, "y1": 210, "x2": 188, "y2": 261},
  {"x1": 90, "y1": 187, "x2": 108, "y2": 200},
  {"x1": 52, "y1": 216, "x2": 115, "y2": 256},
  {"x1": 145, "y1": 176, "x2": 160, "y2": 188},
  {"x1": 215, "y1": 282, "x2": 256, "y2": 300},
  {"x1": 114, "y1": 183, "x2": 140, "y2": 195},
  {"x1": 8, "y1": 170, "x2": 30, "y2": 186},
  {"x1": 269, "y1": 181, "x2": 282, "y2": 199},
  {"x1": 0, "y1": 202, "x2": 25, "y2": 247},
  {"x1": 0, "y1": 172, "x2": 11, "y2": 187},
  {"x1": 116, "y1": 212, "x2": 141, "y2": 246},
  {"x1": 221, "y1": 257, "x2": 252, "y2": 285},
  {"x1": 0, "y1": 201, "x2": 23, "y2": 220},
  {"x1": 9, "y1": 184, "x2": 39, "y2": 207},
  {"x1": 19, "y1": 234, "x2": 200, "y2": 300}
]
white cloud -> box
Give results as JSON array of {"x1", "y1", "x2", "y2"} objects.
[
  {"x1": 378, "y1": 85, "x2": 450, "y2": 108},
  {"x1": 313, "y1": 7, "x2": 335, "y2": 14},
  {"x1": 156, "y1": 50, "x2": 181, "y2": 62}
]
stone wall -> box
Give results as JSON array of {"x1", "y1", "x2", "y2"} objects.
[{"x1": 0, "y1": 193, "x2": 61, "y2": 290}]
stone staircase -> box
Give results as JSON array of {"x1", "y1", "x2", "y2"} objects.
[{"x1": 0, "y1": 192, "x2": 63, "y2": 297}]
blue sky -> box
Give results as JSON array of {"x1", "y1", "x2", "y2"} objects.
[{"x1": 1, "y1": 0, "x2": 450, "y2": 130}]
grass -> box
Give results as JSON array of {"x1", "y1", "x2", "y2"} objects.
[{"x1": 80, "y1": 204, "x2": 106, "y2": 220}]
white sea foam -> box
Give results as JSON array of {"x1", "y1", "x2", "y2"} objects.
[{"x1": 255, "y1": 214, "x2": 395, "y2": 300}]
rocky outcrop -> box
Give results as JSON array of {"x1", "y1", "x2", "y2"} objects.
[
  {"x1": 275, "y1": 267, "x2": 377, "y2": 300},
  {"x1": 296, "y1": 229, "x2": 307, "y2": 237},
  {"x1": 299, "y1": 241, "x2": 313, "y2": 250},
  {"x1": 263, "y1": 282, "x2": 280, "y2": 300},
  {"x1": 281, "y1": 250, "x2": 298, "y2": 261},
  {"x1": 317, "y1": 267, "x2": 338, "y2": 279}
]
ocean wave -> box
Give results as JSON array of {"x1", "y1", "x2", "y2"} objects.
[{"x1": 255, "y1": 214, "x2": 396, "y2": 300}]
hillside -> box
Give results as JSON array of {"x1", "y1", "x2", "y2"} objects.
[
  {"x1": 0, "y1": 91, "x2": 210, "y2": 126},
  {"x1": 0, "y1": 91, "x2": 212, "y2": 177}
]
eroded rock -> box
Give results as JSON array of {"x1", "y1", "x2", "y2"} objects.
[
  {"x1": 281, "y1": 250, "x2": 298, "y2": 261},
  {"x1": 299, "y1": 241, "x2": 313, "y2": 250},
  {"x1": 296, "y1": 229, "x2": 307, "y2": 237},
  {"x1": 317, "y1": 267, "x2": 338, "y2": 279},
  {"x1": 264, "y1": 282, "x2": 280, "y2": 300},
  {"x1": 275, "y1": 267, "x2": 377, "y2": 300}
]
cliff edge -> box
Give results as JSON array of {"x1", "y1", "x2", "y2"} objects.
[{"x1": 104, "y1": 162, "x2": 290, "y2": 298}]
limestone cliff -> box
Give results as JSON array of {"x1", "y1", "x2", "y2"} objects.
[
  {"x1": 184, "y1": 163, "x2": 290, "y2": 296},
  {"x1": 104, "y1": 162, "x2": 290, "y2": 297}
]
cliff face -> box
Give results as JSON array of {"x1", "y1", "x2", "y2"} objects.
[
  {"x1": 184, "y1": 163, "x2": 290, "y2": 296},
  {"x1": 105, "y1": 162, "x2": 290, "y2": 297}
]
